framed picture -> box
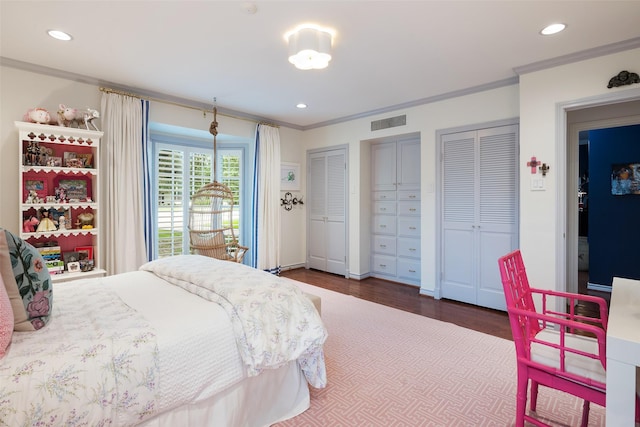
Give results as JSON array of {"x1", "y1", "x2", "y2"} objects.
[
  {"x1": 74, "y1": 153, "x2": 93, "y2": 168},
  {"x1": 67, "y1": 261, "x2": 81, "y2": 273},
  {"x1": 63, "y1": 251, "x2": 80, "y2": 269},
  {"x1": 75, "y1": 246, "x2": 94, "y2": 260},
  {"x1": 46, "y1": 156, "x2": 62, "y2": 167},
  {"x1": 281, "y1": 162, "x2": 300, "y2": 191},
  {"x1": 54, "y1": 176, "x2": 91, "y2": 200},
  {"x1": 23, "y1": 172, "x2": 47, "y2": 202},
  {"x1": 611, "y1": 163, "x2": 640, "y2": 195}
]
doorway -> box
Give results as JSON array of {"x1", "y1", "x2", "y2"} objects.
[
  {"x1": 565, "y1": 101, "x2": 640, "y2": 295},
  {"x1": 576, "y1": 124, "x2": 640, "y2": 296}
]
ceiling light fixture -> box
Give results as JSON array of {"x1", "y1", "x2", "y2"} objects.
[
  {"x1": 285, "y1": 25, "x2": 334, "y2": 70},
  {"x1": 296, "y1": 103, "x2": 308, "y2": 109},
  {"x1": 540, "y1": 23, "x2": 566, "y2": 36},
  {"x1": 47, "y1": 29, "x2": 73, "y2": 41}
]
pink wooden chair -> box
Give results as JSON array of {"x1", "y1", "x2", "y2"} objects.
[{"x1": 498, "y1": 249, "x2": 639, "y2": 427}]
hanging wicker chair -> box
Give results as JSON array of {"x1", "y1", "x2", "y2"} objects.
[{"x1": 188, "y1": 101, "x2": 248, "y2": 263}]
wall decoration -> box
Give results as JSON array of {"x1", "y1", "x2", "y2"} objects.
[
  {"x1": 611, "y1": 162, "x2": 640, "y2": 195},
  {"x1": 280, "y1": 191, "x2": 304, "y2": 211},
  {"x1": 526, "y1": 156, "x2": 541, "y2": 174},
  {"x1": 280, "y1": 162, "x2": 300, "y2": 191},
  {"x1": 607, "y1": 70, "x2": 640, "y2": 88}
]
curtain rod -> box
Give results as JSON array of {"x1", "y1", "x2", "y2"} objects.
[{"x1": 98, "y1": 86, "x2": 278, "y2": 127}]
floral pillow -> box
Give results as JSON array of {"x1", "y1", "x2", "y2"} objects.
[
  {"x1": 0, "y1": 273, "x2": 13, "y2": 357},
  {"x1": 0, "y1": 229, "x2": 52, "y2": 331}
]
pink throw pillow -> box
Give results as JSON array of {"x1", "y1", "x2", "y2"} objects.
[{"x1": 0, "y1": 274, "x2": 14, "y2": 357}]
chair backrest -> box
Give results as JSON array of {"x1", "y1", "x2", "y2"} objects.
[
  {"x1": 188, "y1": 181, "x2": 247, "y2": 263},
  {"x1": 498, "y1": 249, "x2": 542, "y2": 341}
]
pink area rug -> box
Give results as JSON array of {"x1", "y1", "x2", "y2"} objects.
[{"x1": 278, "y1": 280, "x2": 605, "y2": 426}]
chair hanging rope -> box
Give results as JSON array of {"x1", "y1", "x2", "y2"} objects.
[{"x1": 187, "y1": 98, "x2": 248, "y2": 263}]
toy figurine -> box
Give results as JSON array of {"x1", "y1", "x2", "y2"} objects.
[
  {"x1": 36, "y1": 208, "x2": 57, "y2": 232},
  {"x1": 23, "y1": 216, "x2": 39, "y2": 233}
]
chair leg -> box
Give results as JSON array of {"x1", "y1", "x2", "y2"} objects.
[
  {"x1": 530, "y1": 380, "x2": 539, "y2": 412},
  {"x1": 580, "y1": 400, "x2": 590, "y2": 427},
  {"x1": 516, "y1": 371, "x2": 528, "y2": 427}
]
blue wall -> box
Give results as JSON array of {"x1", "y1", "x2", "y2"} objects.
[{"x1": 588, "y1": 124, "x2": 640, "y2": 285}]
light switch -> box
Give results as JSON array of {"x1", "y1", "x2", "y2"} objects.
[{"x1": 530, "y1": 177, "x2": 545, "y2": 191}]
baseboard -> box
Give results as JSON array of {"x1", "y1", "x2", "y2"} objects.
[
  {"x1": 419, "y1": 288, "x2": 434, "y2": 297},
  {"x1": 587, "y1": 282, "x2": 613, "y2": 293},
  {"x1": 281, "y1": 263, "x2": 306, "y2": 271},
  {"x1": 348, "y1": 272, "x2": 368, "y2": 281}
]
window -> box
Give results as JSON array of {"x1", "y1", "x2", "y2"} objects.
[{"x1": 152, "y1": 133, "x2": 247, "y2": 259}]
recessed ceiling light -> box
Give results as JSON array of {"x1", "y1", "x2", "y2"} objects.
[
  {"x1": 540, "y1": 23, "x2": 566, "y2": 36},
  {"x1": 296, "y1": 103, "x2": 308, "y2": 109},
  {"x1": 47, "y1": 30, "x2": 73, "y2": 41}
]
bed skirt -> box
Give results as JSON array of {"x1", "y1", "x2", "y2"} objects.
[{"x1": 140, "y1": 360, "x2": 309, "y2": 427}]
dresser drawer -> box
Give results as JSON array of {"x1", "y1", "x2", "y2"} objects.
[
  {"x1": 372, "y1": 255, "x2": 397, "y2": 276},
  {"x1": 397, "y1": 237, "x2": 420, "y2": 258},
  {"x1": 372, "y1": 215, "x2": 396, "y2": 235},
  {"x1": 373, "y1": 201, "x2": 396, "y2": 215},
  {"x1": 373, "y1": 191, "x2": 396, "y2": 201},
  {"x1": 398, "y1": 218, "x2": 420, "y2": 237},
  {"x1": 398, "y1": 259, "x2": 421, "y2": 281},
  {"x1": 398, "y1": 201, "x2": 420, "y2": 216},
  {"x1": 372, "y1": 235, "x2": 396, "y2": 255},
  {"x1": 398, "y1": 190, "x2": 420, "y2": 201}
]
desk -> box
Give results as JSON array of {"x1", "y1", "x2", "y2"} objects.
[{"x1": 606, "y1": 277, "x2": 640, "y2": 426}]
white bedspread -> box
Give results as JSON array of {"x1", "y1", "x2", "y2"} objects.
[
  {"x1": 103, "y1": 271, "x2": 245, "y2": 413},
  {"x1": 140, "y1": 255, "x2": 328, "y2": 388},
  {"x1": 0, "y1": 282, "x2": 159, "y2": 426}
]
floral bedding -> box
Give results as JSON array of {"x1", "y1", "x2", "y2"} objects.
[
  {"x1": 140, "y1": 255, "x2": 328, "y2": 388},
  {"x1": 0, "y1": 282, "x2": 159, "y2": 427}
]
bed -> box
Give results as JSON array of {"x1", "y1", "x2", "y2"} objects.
[{"x1": 0, "y1": 248, "x2": 327, "y2": 427}]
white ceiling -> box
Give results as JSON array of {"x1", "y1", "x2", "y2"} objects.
[{"x1": 1, "y1": 1, "x2": 639, "y2": 129}]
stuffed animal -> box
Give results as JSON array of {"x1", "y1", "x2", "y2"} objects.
[
  {"x1": 57, "y1": 104, "x2": 100, "y2": 130},
  {"x1": 23, "y1": 216, "x2": 39, "y2": 233},
  {"x1": 25, "y1": 190, "x2": 41, "y2": 204},
  {"x1": 23, "y1": 107, "x2": 52, "y2": 124}
]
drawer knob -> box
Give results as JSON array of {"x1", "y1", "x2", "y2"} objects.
[
  {"x1": 380, "y1": 264, "x2": 386, "y2": 268},
  {"x1": 409, "y1": 208, "x2": 416, "y2": 212},
  {"x1": 409, "y1": 226, "x2": 416, "y2": 230},
  {"x1": 409, "y1": 248, "x2": 416, "y2": 251},
  {"x1": 409, "y1": 195, "x2": 416, "y2": 199},
  {"x1": 380, "y1": 225, "x2": 386, "y2": 228},
  {"x1": 409, "y1": 269, "x2": 416, "y2": 273},
  {"x1": 380, "y1": 244, "x2": 386, "y2": 248}
]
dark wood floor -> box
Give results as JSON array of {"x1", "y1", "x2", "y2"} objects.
[{"x1": 281, "y1": 268, "x2": 514, "y2": 341}]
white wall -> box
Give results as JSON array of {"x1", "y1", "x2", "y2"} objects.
[
  {"x1": 0, "y1": 66, "x2": 102, "y2": 233},
  {"x1": 304, "y1": 85, "x2": 520, "y2": 294},
  {"x1": 518, "y1": 47, "x2": 640, "y2": 292},
  {"x1": 4, "y1": 47, "x2": 639, "y2": 290},
  {"x1": 0, "y1": 65, "x2": 306, "y2": 269}
]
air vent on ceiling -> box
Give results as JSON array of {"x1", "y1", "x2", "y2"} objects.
[{"x1": 371, "y1": 115, "x2": 406, "y2": 131}]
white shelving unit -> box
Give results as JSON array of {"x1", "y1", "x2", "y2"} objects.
[{"x1": 16, "y1": 121, "x2": 105, "y2": 282}]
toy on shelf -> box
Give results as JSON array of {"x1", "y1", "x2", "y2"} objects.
[
  {"x1": 36, "y1": 208, "x2": 57, "y2": 232},
  {"x1": 57, "y1": 104, "x2": 100, "y2": 131},
  {"x1": 23, "y1": 216, "x2": 39, "y2": 233},
  {"x1": 23, "y1": 107, "x2": 56, "y2": 125}
]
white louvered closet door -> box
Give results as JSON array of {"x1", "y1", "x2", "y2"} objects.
[
  {"x1": 307, "y1": 148, "x2": 347, "y2": 275},
  {"x1": 441, "y1": 124, "x2": 518, "y2": 311}
]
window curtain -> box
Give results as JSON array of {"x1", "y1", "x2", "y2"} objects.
[
  {"x1": 100, "y1": 93, "x2": 150, "y2": 274},
  {"x1": 250, "y1": 124, "x2": 281, "y2": 274}
]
